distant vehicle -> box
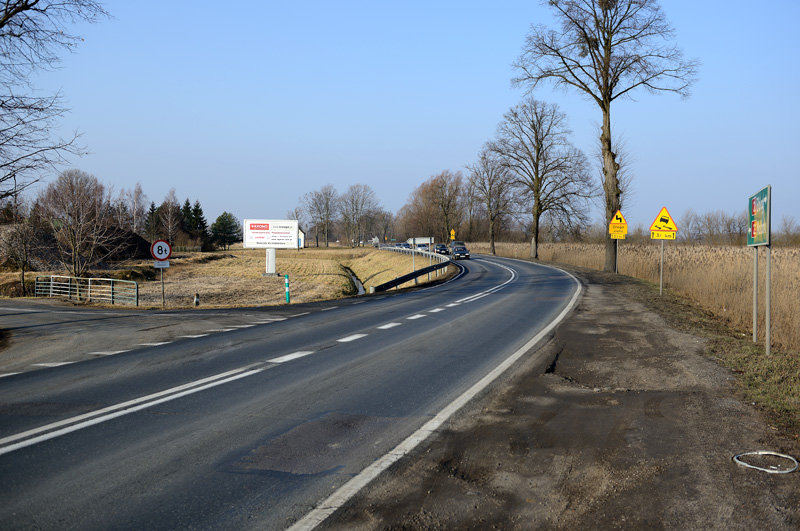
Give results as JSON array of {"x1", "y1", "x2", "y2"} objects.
[
  {"x1": 416, "y1": 244, "x2": 429, "y2": 252},
  {"x1": 396, "y1": 242, "x2": 411, "y2": 249},
  {"x1": 433, "y1": 244, "x2": 449, "y2": 255},
  {"x1": 451, "y1": 245, "x2": 470, "y2": 260},
  {"x1": 449, "y1": 240, "x2": 466, "y2": 250}
]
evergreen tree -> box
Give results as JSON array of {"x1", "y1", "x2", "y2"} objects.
[
  {"x1": 191, "y1": 200, "x2": 208, "y2": 240},
  {"x1": 181, "y1": 198, "x2": 193, "y2": 233},
  {"x1": 210, "y1": 211, "x2": 242, "y2": 250},
  {"x1": 144, "y1": 202, "x2": 160, "y2": 242}
]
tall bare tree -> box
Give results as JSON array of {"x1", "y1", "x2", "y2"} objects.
[
  {"x1": 513, "y1": 0, "x2": 697, "y2": 271},
  {"x1": 302, "y1": 184, "x2": 338, "y2": 247},
  {"x1": 431, "y1": 170, "x2": 463, "y2": 242},
  {"x1": 0, "y1": 1, "x2": 107, "y2": 200},
  {"x1": 467, "y1": 148, "x2": 513, "y2": 255},
  {"x1": 339, "y1": 183, "x2": 377, "y2": 246},
  {"x1": 36, "y1": 169, "x2": 120, "y2": 276},
  {"x1": 159, "y1": 188, "x2": 182, "y2": 246},
  {"x1": 490, "y1": 98, "x2": 594, "y2": 259}
]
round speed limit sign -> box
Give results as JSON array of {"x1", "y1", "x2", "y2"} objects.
[{"x1": 150, "y1": 240, "x2": 172, "y2": 261}]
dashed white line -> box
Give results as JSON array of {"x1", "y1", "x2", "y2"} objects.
[
  {"x1": 180, "y1": 334, "x2": 209, "y2": 339},
  {"x1": 446, "y1": 303, "x2": 460, "y2": 307},
  {"x1": 205, "y1": 328, "x2": 235, "y2": 333},
  {"x1": 138, "y1": 342, "x2": 172, "y2": 347},
  {"x1": 90, "y1": 350, "x2": 130, "y2": 356},
  {"x1": 290, "y1": 312, "x2": 310, "y2": 318},
  {"x1": 406, "y1": 314, "x2": 426, "y2": 320},
  {"x1": 268, "y1": 351, "x2": 315, "y2": 363},
  {"x1": 428, "y1": 308, "x2": 445, "y2": 313},
  {"x1": 230, "y1": 325, "x2": 255, "y2": 329},
  {"x1": 33, "y1": 362, "x2": 74, "y2": 367},
  {"x1": 337, "y1": 334, "x2": 367, "y2": 343},
  {"x1": 377, "y1": 322, "x2": 402, "y2": 330},
  {"x1": 321, "y1": 306, "x2": 339, "y2": 311},
  {"x1": 252, "y1": 317, "x2": 286, "y2": 323}
]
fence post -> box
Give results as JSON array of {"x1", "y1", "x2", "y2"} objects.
[
  {"x1": 111, "y1": 279, "x2": 115, "y2": 305},
  {"x1": 136, "y1": 282, "x2": 139, "y2": 307}
]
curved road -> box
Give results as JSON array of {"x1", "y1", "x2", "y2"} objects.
[{"x1": 0, "y1": 255, "x2": 579, "y2": 529}]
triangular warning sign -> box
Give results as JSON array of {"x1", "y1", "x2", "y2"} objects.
[
  {"x1": 611, "y1": 210, "x2": 627, "y2": 224},
  {"x1": 649, "y1": 207, "x2": 677, "y2": 232}
]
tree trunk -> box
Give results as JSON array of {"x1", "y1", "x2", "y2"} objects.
[
  {"x1": 530, "y1": 210, "x2": 540, "y2": 260},
  {"x1": 489, "y1": 218, "x2": 496, "y2": 255},
  {"x1": 600, "y1": 104, "x2": 620, "y2": 272}
]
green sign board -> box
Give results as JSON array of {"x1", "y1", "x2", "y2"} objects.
[{"x1": 747, "y1": 185, "x2": 771, "y2": 247}]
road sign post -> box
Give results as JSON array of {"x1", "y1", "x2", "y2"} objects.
[
  {"x1": 748, "y1": 185, "x2": 771, "y2": 355},
  {"x1": 649, "y1": 207, "x2": 678, "y2": 295},
  {"x1": 151, "y1": 240, "x2": 172, "y2": 308}
]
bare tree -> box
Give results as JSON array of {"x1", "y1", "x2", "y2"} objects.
[
  {"x1": 0, "y1": 1, "x2": 108, "y2": 200},
  {"x1": 302, "y1": 184, "x2": 339, "y2": 247},
  {"x1": 159, "y1": 188, "x2": 182, "y2": 246},
  {"x1": 1, "y1": 198, "x2": 42, "y2": 294},
  {"x1": 36, "y1": 169, "x2": 121, "y2": 277},
  {"x1": 431, "y1": 170, "x2": 463, "y2": 242},
  {"x1": 339, "y1": 184, "x2": 378, "y2": 246},
  {"x1": 513, "y1": 0, "x2": 698, "y2": 271},
  {"x1": 467, "y1": 148, "x2": 513, "y2": 255},
  {"x1": 490, "y1": 98, "x2": 594, "y2": 259},
  {"x1": 127, "y1": 182, "x2": 148, "y2": 236}
]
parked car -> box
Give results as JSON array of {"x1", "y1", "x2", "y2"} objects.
[
  {"x1": 433, "y1": 244, "x2": 449, "y2": 255},
  {"x1": 451, "y1": 245, "x2": 470, "y2": 260}
]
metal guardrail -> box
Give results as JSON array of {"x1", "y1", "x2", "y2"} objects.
[
  {"x1": 35, "y1": 275, "x2": 139, "y2": 306},
  {"x1": 371, "y1": 246, "x2": 455, "y2": 292}
]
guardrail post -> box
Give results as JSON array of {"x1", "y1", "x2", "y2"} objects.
[{"x1": 111, "y1": 279, "x2": 115, "y2": 305}]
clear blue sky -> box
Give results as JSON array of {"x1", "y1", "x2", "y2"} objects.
[{"x1": 34, "y1": 0, "x2": 800, "y2": 232}]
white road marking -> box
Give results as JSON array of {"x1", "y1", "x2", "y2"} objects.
[
  {"x1": 337, "y1": 334, "x2": 367, "y2": 343},
  {"x1": 321, "y1": 306, "x2": 339, "y2": 311},
  {"x1": 289, "y1": 262, "x2": 583, "y2": 531},
  {"x1": 268, "y1": 351, "x2": 315, "y2": 363},
  {"x1": 252, "y1": 317, "x2": 286, "y2": 323},
  {"x1": 33, "y1": 362, "x2": 74, "y2": 367},
  {"x1": 0, "y1": 366, "x2": 264, "y2": 456},
  {"x1": 205, "y1": 328, "x2": 235, "y2": 333},
  {"x1": 0, "y1": 372, "x2": 20, "y2": 378},
  {"x1": 180, "y1": 334, "x2": 209, "y2": 339},
  {"x1": 377, "y1": 322, "x2": 402, "y2": 330},
  {"x1": 428, "y1": 308, "x2": 444, "y2": 313},
  {"x1": 0, "y1": 307, "x2": 43, "y2": 313},
  {"x1": 138, "y1": 342, "x2": 171, "y2": 347},
  {"x1": 90, "y1": 350, "x2": 130, "y2": 356},
  {"x1": 406, "y1": 314, "x2": 426, "y2": 320},
  {"x1": 290, "y1": 312, "x2": 310, "y2": 318},
  {"x1": 446, "y1": 303, "x2": 460, "y2": 307},
  {"x1": 229, "y1": 324, "x2": 255, "y2": 328}
]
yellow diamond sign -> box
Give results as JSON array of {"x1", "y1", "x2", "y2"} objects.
[{"x1": 650, "y1": 207, "x2": 677, "y2": 240}]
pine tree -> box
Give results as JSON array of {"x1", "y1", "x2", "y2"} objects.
[
  {"x1": 191, "y1": 200, "x2": 209, "y2": 248},
  {"x1": 210, "y1": 211, "x2": 241, "y2": 250},
  {"x1": 144, "y1": 202, "x2": 160, "y2": 242},
  {"x1": 181, "y1": 198, "x2": 193, "y2": 233}
]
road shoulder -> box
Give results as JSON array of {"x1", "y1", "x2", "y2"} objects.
[{"x1": 322, "y1": 268, "x2": 800, "y2": 529}]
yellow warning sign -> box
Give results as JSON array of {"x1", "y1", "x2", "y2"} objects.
[
  {"x1": 650, "y1": 207, "x2": 677, "y2": 240},
  {"x1": 450, "y1": 229, "x2": 456, "y2": 240},
  {"x1": 609, "y1": 210, "x2": 628, "y2": 236}
]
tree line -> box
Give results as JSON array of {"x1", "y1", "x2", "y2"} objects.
[{"x1": 0, "y1": 169, "x2": 243, "y2": 290}]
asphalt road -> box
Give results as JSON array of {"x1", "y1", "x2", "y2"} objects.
[{"x1": 0, "y1": 255, "x2": 579, "y2": 530}]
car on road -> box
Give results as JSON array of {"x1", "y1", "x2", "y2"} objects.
[
  {"x1": 451, "y1": 245, "x2": 470, "y2": 260},
  {"x1": 433, "y1": 244, "x2": 449, "y2": 255},
  {"x1": 416, "y1": 244, "x2": 429, "y2": 252}
]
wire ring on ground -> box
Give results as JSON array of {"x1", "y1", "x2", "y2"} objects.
[{"x1": 733, "y1": 451, "x2": 798, "y2": 474}]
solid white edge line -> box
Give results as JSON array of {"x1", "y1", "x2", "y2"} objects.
[
  {"x1": 268, "y1": 351, "x2": 315, "y2": 363},
  {"x1": 90, "y1": 350, "x2": 130, "y2": 356},
  {"x1": 336, "y1": 334, "x2": 367, "y2": 343},
  {"x1": 0, "y1": 369, "x2": 264, "y2": 457},
  {"x1": 0, "y1": 366, "x2": 255, "y2": 447},
  {"x1": 33, "y1": 362, "x2": 74, "y2": 367},
  {"x1": 180, "y1": 334, "x2": 209, "y2": 339},
  {"x1": 138, "y1": 342, "x2": 171, "y2": 346},
  {"x1": 288, "y1": 265, "x2": 582, "y2": 531},
  {"x1": 0, "y1": 372, "x2": 20, "y2": 378}
]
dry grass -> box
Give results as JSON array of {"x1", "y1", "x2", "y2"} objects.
[
  {"x1": 469, "y1": 241, "x2": 800, "y2": 352},
  {"x1": 1, "y1": 247, "x2": 450, "y2": 308}
]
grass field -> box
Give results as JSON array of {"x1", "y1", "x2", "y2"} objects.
[{"x1": 0, "y1": 246, "x2": 451, "y2": 308}]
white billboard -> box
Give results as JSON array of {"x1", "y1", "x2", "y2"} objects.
[{"x1": 243, "y1": 219, "x2": 299, "y2": 249}]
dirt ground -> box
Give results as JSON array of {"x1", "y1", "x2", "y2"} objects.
[{"x1": 322, "y1": 268, "x2": 800, "y2": 529}]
